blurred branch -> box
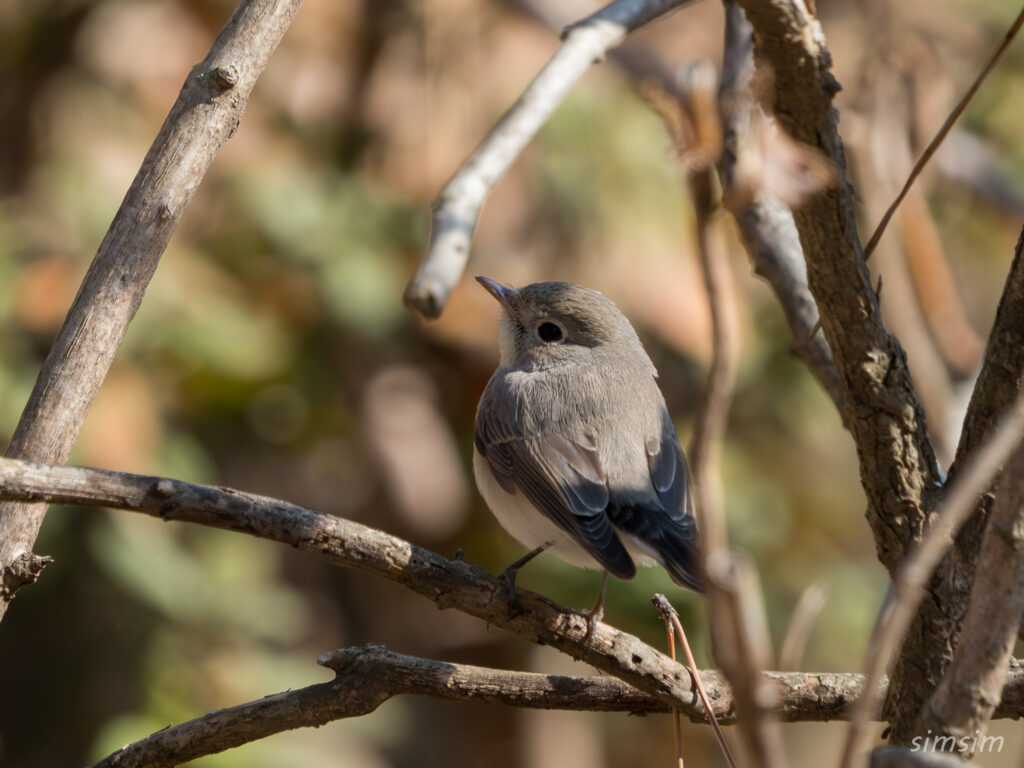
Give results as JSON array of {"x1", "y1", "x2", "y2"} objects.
[
  {"x1": 952, "y1": 227, "x2": 1024, "y2": 472},
  {"x1": 841, "y1": 390, "x2": 1024, "y2": 768},
  {"x1": 915, "y1": 439, "x2": 1024, "y2": 749},
  {"x1": 862, "y1": 5, "x2": 1024, "y2": 260},
  {"x1": 0, "y1": 0, "x2": 304, "y2": 623},
  {"x1": 717, "y1": 1, "x2": 844, "y2": 416},
  {"x1": 778, "y1": 581, "x2": 828, "y2": 671},
  {"x1": 403, "y1": 0, "x2": 696, "y2": 319},
  {"x1": 705, "y1": 553, "x2": 786, "y2": 768}
]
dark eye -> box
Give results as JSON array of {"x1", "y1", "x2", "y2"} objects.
[{"x1": 537, "y1": 322, "x2": 563, "y2": 343}]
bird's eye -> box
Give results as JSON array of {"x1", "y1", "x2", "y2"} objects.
[{"x1": 537, "y1": 322, "x2": 563, "y2": 343}]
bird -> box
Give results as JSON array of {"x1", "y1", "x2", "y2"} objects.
[{"x1": 472, "y1": 276, "x2": 702, "y2": 637}]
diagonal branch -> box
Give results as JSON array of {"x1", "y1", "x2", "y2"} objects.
[
  {"x1": 841, "y1": 390, "x2": 1024, "y2": 766},
  {"x1": 0, "y1": 456, "x2": 709, "y2": 711},
  {"x1": 0, "y1": 0, "x2": 304, "y2": 623},
  {"x1": 403, "y1": 0, "x2": 696, "y2": 319},
  {"x1": 916, "y1": 432, "x2": 1024, "y2": 751},
  {"x1": 717, "y1": 1, "x2": 843, "y2": 416}
]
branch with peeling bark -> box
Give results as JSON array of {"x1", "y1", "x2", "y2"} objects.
[
  {"x1": 403, "y1": 0, "x2": 695, "y2": 318},
  {"x1": 0, "y1": 0, "x2": 304, "y2": 624}
]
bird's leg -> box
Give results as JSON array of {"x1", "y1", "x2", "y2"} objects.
[
  {"x1": 498, "y1": 544, "x2": 547, "y2": 597},
  {"x1": 583, "y1": 571, "x2": 610, "y2": 643}
]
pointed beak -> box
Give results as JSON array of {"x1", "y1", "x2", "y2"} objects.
[{"x1": 475, "y1": 276, "x2": 518, "y2": 314}]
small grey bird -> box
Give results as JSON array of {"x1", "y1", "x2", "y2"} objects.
[{"x1": 473, "y1": 277, "x2": 702, "y2": 633}]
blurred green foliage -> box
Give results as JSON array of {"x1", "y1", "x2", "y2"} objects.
[{"x1": 1, "y1": 0, "x2": 1023, "y2": 766}]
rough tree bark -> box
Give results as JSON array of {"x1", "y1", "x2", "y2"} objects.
[{"x1": 730, "y1": 0, "x2": 946, "y2": 743}]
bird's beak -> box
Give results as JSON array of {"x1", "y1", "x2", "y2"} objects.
[{"x1": 475, "y1": 276, "x2": 518, "y2": 314}]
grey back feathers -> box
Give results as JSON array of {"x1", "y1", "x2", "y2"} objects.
[{"x1": 473, "y1": 279, "x2": 702, "y2": 593}]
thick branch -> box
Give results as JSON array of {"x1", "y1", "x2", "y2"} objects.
[
  {"x1": 732, "y1": 0, "x2": 945, "y2": 742},
  {"x1": 916, "y1": 435, "x2": 1024, "y2": 750},
  {"x1": 403, "y1": 0, "x2": 695, "y2": 318},
  {"x1": 842, "y1": 391, "x2": 1024, "y2": 766},
  {"x1": 94, "y1": 645, "x2": 1024, "y2": 768},
  {"x1": 952, "y1": 226, "x2": 1024, "y2": 471},
  {"x1": 0, "y1": 0, "x2": 303, "y2": 621}
]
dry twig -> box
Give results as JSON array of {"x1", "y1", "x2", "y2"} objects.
[{"x1": 403, "y1": 0, "x2": 696, "y2": 318}]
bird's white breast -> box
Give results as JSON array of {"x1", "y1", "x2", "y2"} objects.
[{"x1": 472, "y1": 448, "x2": 601, "y2": 569}]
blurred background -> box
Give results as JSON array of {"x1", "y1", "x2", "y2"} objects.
[{"x1": 1, "y1": 0, "x2": 1023, "y2": 765}]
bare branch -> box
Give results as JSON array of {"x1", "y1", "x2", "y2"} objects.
[
  {"x1": 717, "y1": 2, "x2": 843, "y2": 415},
  {"x1": 89, "y1": 644, "x2": 667, "y2": 768},
  {"x1": 0, "y1": 0, "x2": 304, "y2": 622},
  {"x1": 706, "y1": 552, "x2": 787, "y2": 768},
  {"x1": 94, "y1": 644, "x2": 1024, "y2": 768},
  {"x1": 732, "y1": 0, "x2": 950, "y2": 742},
  {"x1": 841, "y1": 391, "x2": 1024, "y2": 768},
  {"x1": 403, "y1": 0, "x2": 695, "y2": 319},
  {"x1": 5, "y1": 458, "x2": 1024, "y2": 766},
  {"x1": 916, "y1": 436, "x2": 1024, "y2": 751},
  {"x1": 0, "y1": 456, "x2": 710, "y2": 711}
]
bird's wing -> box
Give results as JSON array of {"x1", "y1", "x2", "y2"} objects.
[
  {"x1": 610, "y1": 415, "x2": 702, "y2": 592},
  {"x1": 474, "y1": 398, "x2": 636, "y2": 579}
]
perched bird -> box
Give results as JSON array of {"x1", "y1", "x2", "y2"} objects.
[{"x1": 473, "y1": 277, "x2": 702, "y2": 635}]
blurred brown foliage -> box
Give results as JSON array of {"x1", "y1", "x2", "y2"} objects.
[{"x1": 0, "y1": 0, "x2": 1022, "y2": 766}]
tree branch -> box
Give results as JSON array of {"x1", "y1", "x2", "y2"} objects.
[
  {"x1": 0, "y1": 0, "x2": 304, "y2": 623},
  {"x1": 87, "y1": 644, "x2": 1024, "y2": 768},
  {"x1": 402, "y1": 0, "x2": 696, "y2": 319},
  {"x1": 916, "y1": 435, "x2": 1024, "y2": 751},
  {"x1": 0, "y1": 457, "x2": 709, "y2": 712},
  {"x1": 5, "y1": 458, "x2": 1024, "y2": 765},
  {"x1": 841, "y1": 390, "x2": 1024, "y2": 766},
  {"x1": 731, "y1": 0, "x2": 947, "y2": 742},
  {"x1": 717, "y1": 1, "x2": 843, "y2": 415}
]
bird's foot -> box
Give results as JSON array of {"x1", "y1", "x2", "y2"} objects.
[{"x1": 582, "y1": 604, "x2": 604, "y2": 644}]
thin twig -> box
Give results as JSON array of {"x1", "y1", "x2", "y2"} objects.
[
  {"x1": 403, "y1": 0, "x2": 696, "y2": 318},
  {"x1": 660, "y1": 606, "x2": 686, "y2": 768},
  {"x1": 704, "y1": 553, "x2": 786, "y2": 768},
  {"x1": 840, "y1": 390, "x2": 1024, "y2": 768},
  {"x1": 862, "y1": 5, "x2": 1024, "y2": 260},
  {"x1": 653, "y1": 594, "x2": 736, "y2": 768}
]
